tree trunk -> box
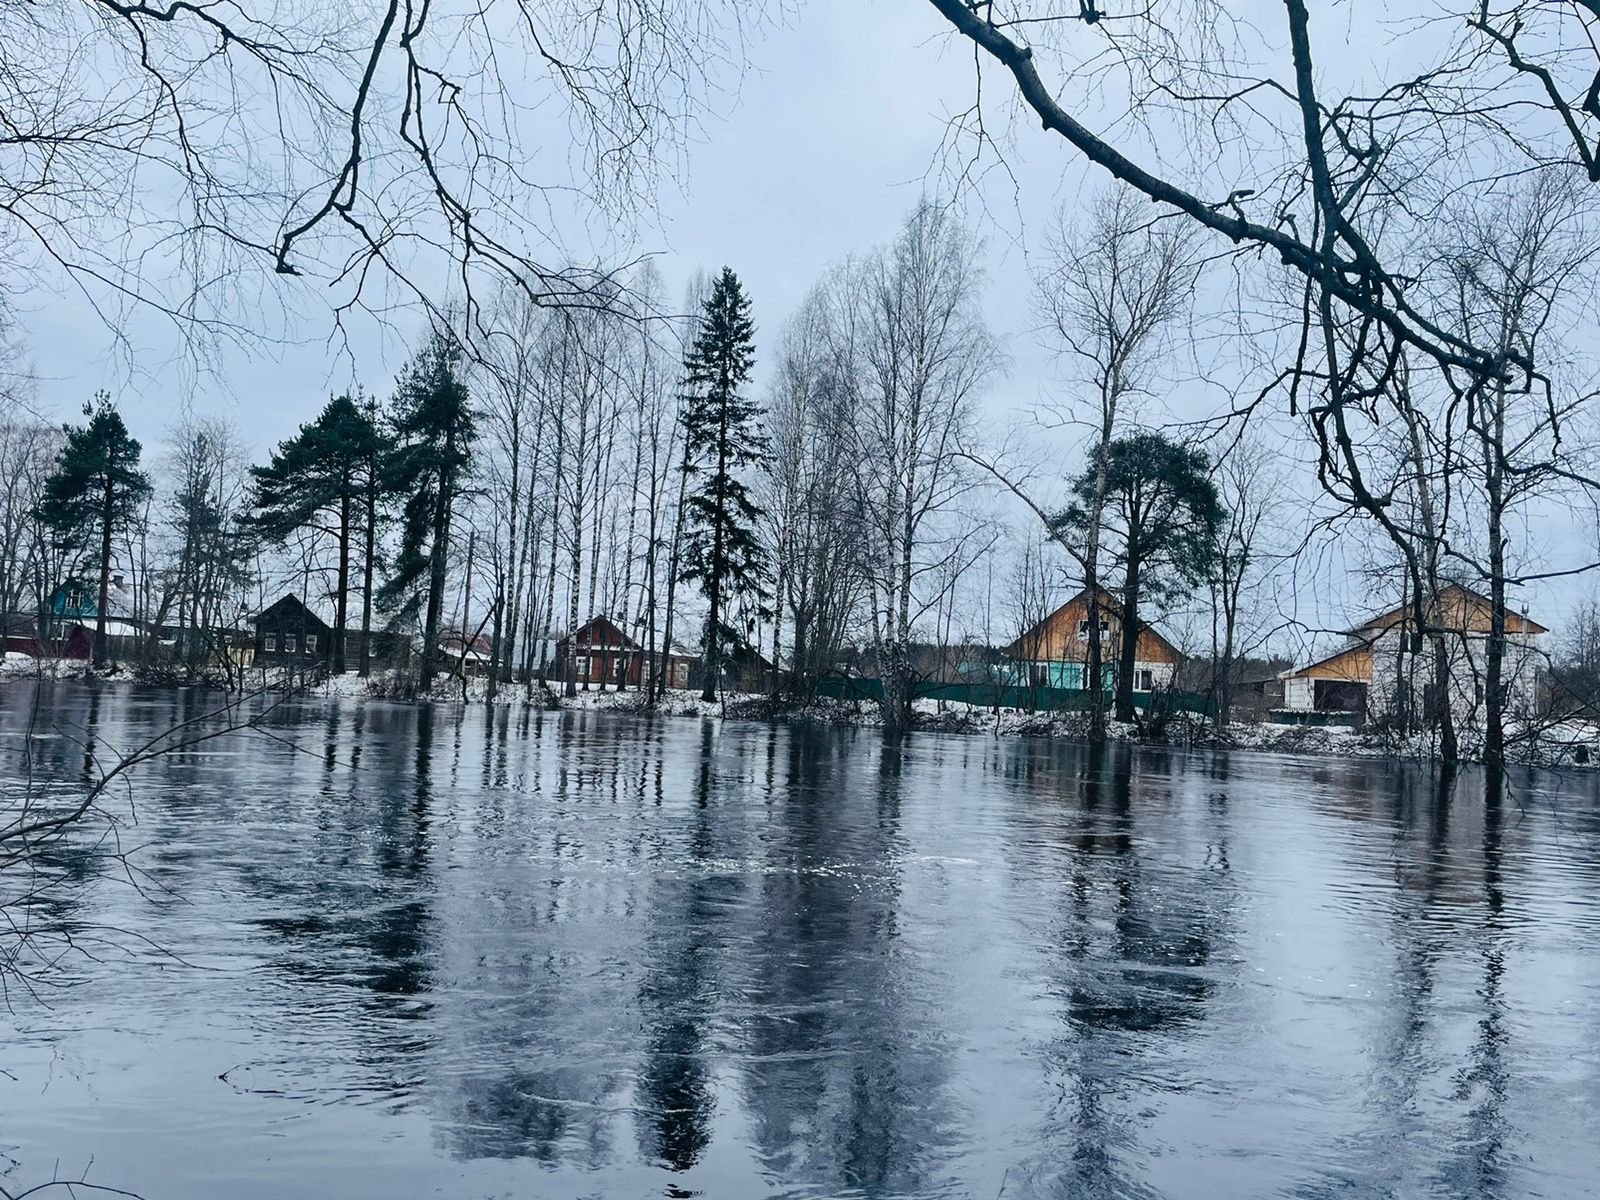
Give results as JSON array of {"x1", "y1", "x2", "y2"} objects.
[
  {"x1": 1484, "y1": 386, "x2": 1508, "y2": 780},
  {"x1": 359, "y1": 466, "x2": 377, "y2": 678},
  {"x1": 333, "y1": 483, "x2": 350, "y2": 675},
  {"x1": 420, "y1": 426, "x2": 456, "y2": 692},
  {"x1": 700, "y1": 393, "x2": 731, "y2": 705},
  {"x1": 1081, "y1": 452, "x2": 1111, "y2": 742},
  {"x1": 1114, "y1": 554, "x2": 1142, "y2": 723},
  {"x1": 93, "y1": 445, "x2": 114, "y2": 671}
]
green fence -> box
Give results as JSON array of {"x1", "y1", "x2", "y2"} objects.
[{"x1": 814, "y1": 675, "x2": 1216, "y2": 718}]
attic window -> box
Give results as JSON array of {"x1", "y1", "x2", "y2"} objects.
[
  {"x1": 1077, "y1": 618, "x2": 1109, "y2": 642},
  {"x1": 306, "y1": 635, "x2": 318, "y2": 654},
  {"x1": 285, "y1": 634, "x2": 297, "y2": 654}
]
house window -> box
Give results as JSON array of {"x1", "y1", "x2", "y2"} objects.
[
  {"x1": 1137, "y1": 668, "x2": 1155, "y2": 692},
  {"x1": 264, "y1": 634, "x2": 277, "y2": 653},
  {"x1": 306, "y1": 635, "x2": 318, "y2": 654},
  {"x1": 1077, "y1": 618, "x2": 1109, "y2": 642},
  {"x1": 575, "y1": 655, "x2": 590, "y2": 678},
  {"x1": 285, "y1": 634, "x2": 297, "y2": 654}
]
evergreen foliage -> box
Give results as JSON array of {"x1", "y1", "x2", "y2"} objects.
[
  {"x1": 37, "y1": 393, "x2": 152, "y2": 667},
  {"x1": 677, "y1": 267, "x2": 768, "y2": 701},
  {"x1": 380, "y1": 329, "x2": 476, "y2": 689},
  {"x1": 249, "y1": 392, "x2": 388, "y2": 674},
  {"x1": 1059, "y1": 431, "x2": 1223, "y2": 720}
]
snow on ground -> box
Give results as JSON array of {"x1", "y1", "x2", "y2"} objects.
[
  {"x1": 1, "y1": 654, "x2": 93, "y2": 681},
  {"x1": 8, "y1": 653, "x2": 1600, "y2": 766}
]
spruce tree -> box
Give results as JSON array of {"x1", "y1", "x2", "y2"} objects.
[
  {"x1": 678, "y1": 267, "x2": 768, "y2": 702},
  {"x1": 37, "y1": 393, "x2": 152, "y2": 669},
  {"x1": 248, "y1": 392, "x2": 387, "y2": 674},
  {"x1": 379, "y1": 329, "x2": 476, "y2": 690}
]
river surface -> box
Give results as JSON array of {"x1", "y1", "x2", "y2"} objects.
[{"x1": 2, "y1": 683, "x2": 1600, "y2": 1199}]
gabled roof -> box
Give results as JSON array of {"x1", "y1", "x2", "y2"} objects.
[
  {"x1": 1004, "y1": 586, "x2": 1183, "y2": 662},
  {"x1": 1344, "y1": 582, "x2": 1547, "y2": 637},
  {"x1": 252, "y1": 594, "x2": 331, "y2": 631},
  {"x1": 561, "y1": 615, "x2": 642, "y2": 651}
]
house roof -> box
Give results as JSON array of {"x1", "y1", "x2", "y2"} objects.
[
  {"x1": 1279, "y1": 642, "x2": 1374, "y2": 682},
  {"x1": 252, "y1": 594, "x2": 332, "y2": 631},
  {"x1": 561, "y1": 615, "x2": 642, "y2": 651},
  {"x1": 1344, "y1": 582, "x2": 1548, "y2": 637},
  {"x1": 1004, "y1": 587, "x2": 1183, "y2": 662}
]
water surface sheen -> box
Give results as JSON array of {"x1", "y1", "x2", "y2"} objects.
[{"x1": 3, "y1": 684, "x2": 1600, "y2": 1199}]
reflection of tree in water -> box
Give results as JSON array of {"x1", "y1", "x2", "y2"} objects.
[
  {"x1": 1295, "y1": 765, "x2": 1520, "y2": 1200},
  {"x1": 245, "y1": 701, "x2": 438, "y2": 1101},
  {"x1": 1024, "y1": 742, "x2": 1230, "y2": 1199},
  {"x1": 731, "y1": 728, "x2": 959, "y2": 1196},
  {"x1": 1437, "y1": 778, "x2": 1510, "y2": 1200},
  {"x1": 434, "y1": 710, "x2": 647, "y2": 1166},
  {"x1": 1061, "y1": 746, "x2": 1216, "y2": 1031},
  {"x1": 635, "y1": 720, "x2": 722, "y2": 1171}
]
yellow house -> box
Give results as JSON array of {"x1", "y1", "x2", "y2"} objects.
[{"x1": 1004, "y1": 587, "x2": 1182, "y2": 693}]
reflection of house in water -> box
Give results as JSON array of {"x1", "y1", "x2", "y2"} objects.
[
  {"x1": 1005, "y1": 742, "x2": 1230, "y2": 1199},
  {"x1": 1002, "y1": 588, "x2": 1181, "y2": 694},
  {"x1": 1276, "y1": 584, "x2": 1547, "y2": 725}
]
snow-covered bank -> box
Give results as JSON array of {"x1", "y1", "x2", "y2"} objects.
[
  {"x1": 8, "y1": 657, "x2": 1598, "y2": 768},
  {"x1": 312, "y1": 673, "x2": 1600, "y2": 767}
]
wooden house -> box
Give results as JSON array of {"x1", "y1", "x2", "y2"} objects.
[
  {"x1": 439, "y1": 631, "x2": 493, "y2": 677},
  {"x1": 551, "y1": 616, "x2": 644, "y2": 687},
  {"x1": 1277, "y1": 584, "x2": 1547, "y2": 722},
  {"x1": 690, "y1": 642, "x2": 775, "y2": 695},
  {"x1": 1002, "y1": 588, "x2": 1182, "y2": 693},
  {"x1": 251, "y1": 595, "x2": 332, "y2": 668}
]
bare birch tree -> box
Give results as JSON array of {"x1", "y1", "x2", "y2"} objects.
[
  {"x1": 844, "y1": 201, "x2": 999, "y2": 730},
  {"x1": 1034, "y1": 186, "x2": 1197, "y2": 740},
  {"x1": 763, "y1": 283, "x2": 867, "y2": 695}
]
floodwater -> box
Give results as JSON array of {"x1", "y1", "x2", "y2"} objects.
[{"x1": 3, "y1": 685, "x2": 1600, "y2": 1200}]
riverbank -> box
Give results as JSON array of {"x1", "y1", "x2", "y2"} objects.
[
  {"x1": 8, "y1": 653, "x2": 1597, "y2": 768},
  {"x1": 328, "y1": 667, "x2": 1600, "y2": 769}
]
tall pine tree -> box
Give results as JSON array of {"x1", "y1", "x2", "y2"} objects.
[
  {"x1": 1060, "y1": 432, "x2": 1223, "y2": 722},
  {"x1": 248, "y1": 393, "x2": 387, "y2": 675},
  {"x1": 380, "y1": 329, "x2": 475, "y2": 690},
  {"x1": 37, "y1": 393, "x2": 152, "y2": 669},
  {"x1": 678, "y1": 268, "x2": 768, "y2": 702}
]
